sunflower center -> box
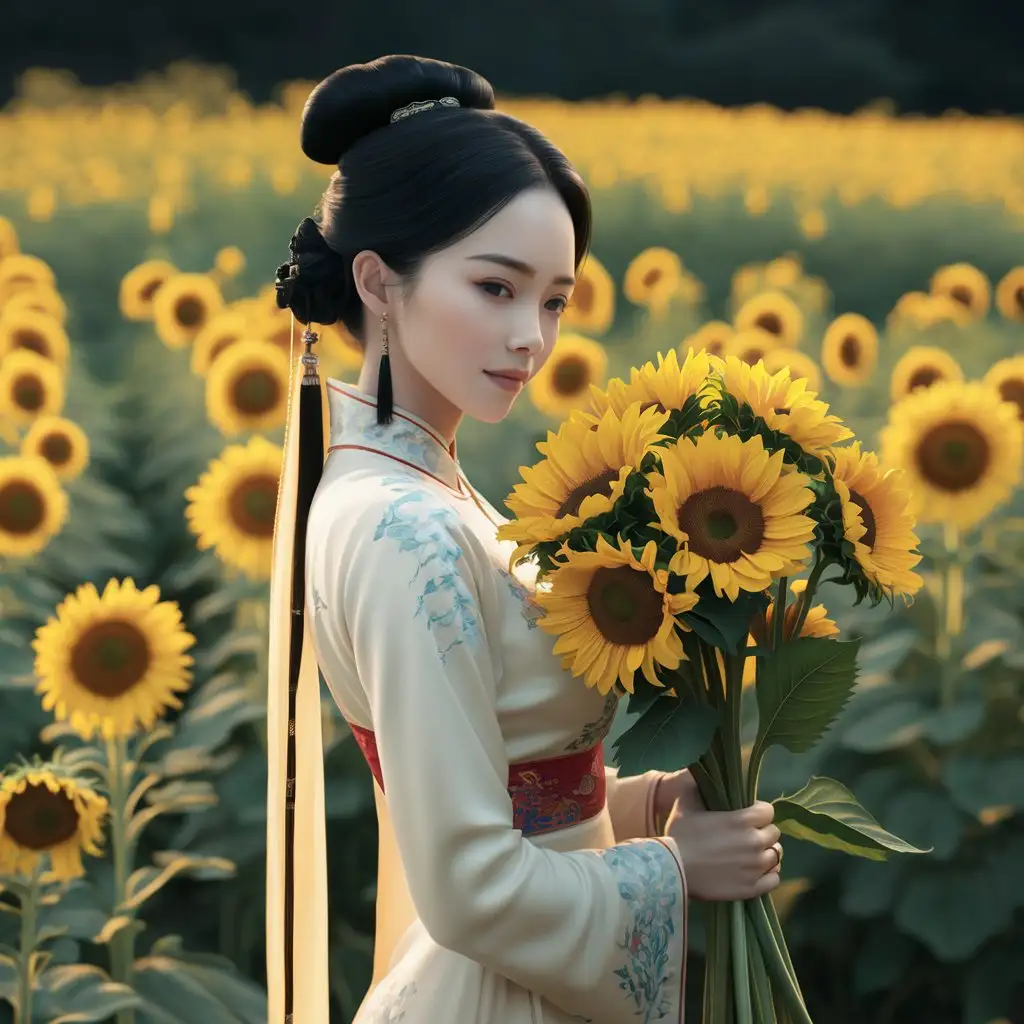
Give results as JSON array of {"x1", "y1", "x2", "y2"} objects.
[
  {"x1": 15, "y1": 329, "x2": 49, "y2": 357},
  {"x1": 0, "y1": 481, "x2": 45, "y2": 534},
  {"x1": 13, "y1": 372, "x2": 44, "y2": 411},
  {"x1": 847, "y1": 488, "x2": 877, "y2": 548},
  {"x1": 1015, "y1": 287, "x2": 1024, "y2": 313},
  {"x1": 70, "y1": 620, "x2": 151, "y2": 698},
  {"x1": 677, "y1": 485, "x2": 766, "y2": 562},
  {"x1": 755, "y1": 312, "x2": 783, "y2": 336},
  {"x1": 268, "y1": 328, "x2": 291, "y2": 353},
  {"x1": 3, "y1": 783, "x2": 79, "y2": 850},
  {"x1": 551, "y1": 355, "x2": 590, "y2": 396},
  {"x1": 139, "y1": 279, "x2": 163, "y2": 302},
  {"x1": 839, "y1": 335, "x2": 860, "y2": 367},
  {"x1": 741, "y1": 346, "x2": 767, "y2": 366},
  {"x1": 949, "y1": 285, "x2": 973, "y2": 308},
  {"x1": 555, "y1": 467, "x2": 619, "y2": 519},
  {"x1": 642, "y1": 269, "x2": 663, "y2": 289},
  {"x1": 175, "y1": 296, "x2": 205, "y2": 328},
  {"x1": 915, "y1": 420, "x2": 990, "y2": 493},
  {"x1": 209, "y1": 336, "x2": 239, "y2": 363},
  {"x1": 707, "y1": 339, "x2": 727, "y2": 357},
  {"x1": 997, "y1": 379, "x2": 1024, "y2": 420},
  {"x1": 229, "y1": 474, "x2": 280, "y2": 537},
  {"x1": 586, "y1": 565, "x2": 664, "y2": 646},
  {"x1": 573, "y1": 279, "x2": 594, "y2": 314},
  {"x1": 41, "y1": 432, "x2": 73, "y2": 465},
  {"x1": 907, "y1": 367, "x2": 941, "y2": 392},
  {"x1": 231, "y1": 369, "x2": 282, "y2": 415}
]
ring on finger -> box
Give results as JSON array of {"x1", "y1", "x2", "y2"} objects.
[{"x1": 772, "y1": 842, "x2": 783, "y2": 869}]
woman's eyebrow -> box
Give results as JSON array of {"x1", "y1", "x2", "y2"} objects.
[{"x1": 467, "y1": 253, "x2": 576, "y2": 287}]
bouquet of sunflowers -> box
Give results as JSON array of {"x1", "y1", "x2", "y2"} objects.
[{"x1": 497, "y1": 350, "x2": 930, "y2": 1024}]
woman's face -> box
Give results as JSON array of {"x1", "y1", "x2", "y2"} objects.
[{"x1": 381, "y1": 186, "x2": 577, "y2": 433}]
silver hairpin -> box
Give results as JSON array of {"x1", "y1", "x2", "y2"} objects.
[{"x1": 390, "y1": 96, "x2": 461, "y2": 123}]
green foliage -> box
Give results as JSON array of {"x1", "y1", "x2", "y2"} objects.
[{"x1": 612, "y1": 691, "x2": 720, "y2": 777}]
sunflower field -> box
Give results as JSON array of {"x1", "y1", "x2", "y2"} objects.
[{"x1": 1, "y1": 63, "x2": 1023, "y2": 1024}]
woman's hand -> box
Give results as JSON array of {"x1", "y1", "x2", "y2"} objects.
[{"x1": 651, "y1": 769, "x2": 706, "y2": 833}]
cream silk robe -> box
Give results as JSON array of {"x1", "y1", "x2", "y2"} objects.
[{"x1": 303, "y1": 380, "x2": 690, "y2": 1024}]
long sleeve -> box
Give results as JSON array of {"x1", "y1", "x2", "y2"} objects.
[
  {"x1": 605, "y1": 766, "x2": 667, "y2": 842},
  {"x1": 340, "y1": 492, "x2": 688, "y2": 1023}
]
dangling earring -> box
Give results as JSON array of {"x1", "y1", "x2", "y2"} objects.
[{"x1": 376, "y1": 310, "x2": 394, "y2": 425}]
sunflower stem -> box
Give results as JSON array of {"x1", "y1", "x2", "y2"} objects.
[
  {"x1": 937, "y1": 524, "x2": 963, "y2": 709},
  {"x1": 14, "y1": 860, "x2": 41, "y2": 1024},
  {"x1": 788, "y1": 559, "x2": 829, "y2": 653},
  {"x1": 106, "y1": 735, "x2": 136, "y2": 1024},
  {"x1": 772, "y1": 578, "x2": 788, "y2": 653},
  {"x1": 746, "y1": 898, "x2": 813, "y2": 1024},
  {"x1": 730, "y1": 899, "x2": 755, "y2": 1024}
]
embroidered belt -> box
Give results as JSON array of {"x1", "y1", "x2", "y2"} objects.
[{"x1": 346, "y1": 721, "x2": 606, "y2": 838}]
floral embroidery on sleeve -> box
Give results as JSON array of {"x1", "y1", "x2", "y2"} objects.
[
  {"x1": 598, "y1": 841, "x2": 682, "y2": 1022},
  {"x1": 496, "y1": 566, "x2": 545, "y2": 629},
  {"x1": 367, "y1": 978, "x2": 418, "y2": 1023},
  {"x1": 565, "y1": 689, "x2": 620, "y2": 751}
]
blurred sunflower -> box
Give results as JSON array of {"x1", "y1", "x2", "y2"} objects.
[
  {"x1": 930, "y1": 263, "x2": 991, "y2": 319},
  {"x1": 527, "y1": 333, "x2": 608, "y2": 419},
  {"x1": 725, "y1": 327, "x2": 780, "y2": 367},
  {"x1": 0, "y1": 254, "x2": 56, "y2": 306},
  {"x1": 733, "y1": 291, "x2": 804, "y2": 347},
  {"x1": 1, "y1": 286, "x2": 67, "y2": 326},
  {"x1": 995, "y1": 267, "x2": 1024, "y2": 323},
  {"x1": 763, "y1": 256, "x2": 804, "y2": 290},
  {"x1": 821, "y1": 312, "x2": 878, "y2": 387},
  {"x1": 256, "y1": 310, "x2": 297, "y2": 357},
  {"x1": 0, "y1": 764, "x2": 108, "y2": 881},
  {"x1": 714, "y1": 356, "x2": 854, "y2": 458},
  {"x1": 648, "y1": 432, "x2": 816, "y2": 601},
  {"x1": 21, "y1": 416, "x2": 90, "y2": 480},
  {"x1": 497, "y1": 402, "x2": 670, "y2": 564},
  {"x1": 0, "y1": 216, "x2": 18, "y2": 260},
  {"x1": 0, "y1": 307, "x2": 70, "y2": 370},
  {"x1": 32, "y1": 577, "x2": 196, "y2": 740},
  {"x1": 532, "y1": 534, "x2": 697, "y2": 695},
  {"x1": 205, "y1": 340, "x2": 290, "y2": 436},
  {"x1": 562, "y1": 253, "x2": 615, "y2": 336},
  {"x1": 318, "y1": 323, "x2": 365, "y2": 372},
  {"x1": 0, "y1": 350, "x2": 66, "y2": 427},
  {"x1": 153, "y1": 272, "x2": 224, "y2": 349},
  {"x1": 829, "y1": 443, "x2": 923, "y2": 597},
  {"x1": 0, "y1": 454, "x2": 68, "y2": 557},
  {"x1": 761, "y1": 349, "x2": 822, "y2": 393},
  {"x1": 890, "y1": 346, "x2": 963, "y2": 402},
  {"x1": 680, "y1": 320, "x2": 733, "y2": 360},
  {"x1": 117, "y1": 259, "x2": 178, "y2": 322},
  {"x1": 983, "y1": 355, "x2": 1024, "y2": 421},
  {"x1": 623, "y1": 247, "x2": 683, "y2": 311},
  {"x1": 190, "y1": 311, "x2": 250, "y2": 377},
  {"x1": 731, "y1": 265, "x2": 761, "y2": 304},
  {"x1": 184, "y1": 435, "x2": 283, "y2": 580},
  {"x1": 213, "y1": 245, "x2": 246, "y2": 279},
  {"x1": 589, "y1": 348, "x2": 714, "y2": 419},
  {"x1": 880, "y1": 381, "x2": 1023, "y2": 531}
]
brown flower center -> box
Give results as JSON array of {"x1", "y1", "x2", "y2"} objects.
[
  {"x1": 174, "y1": 296, "x2": 206, "y2": 329},
  {"x1": 3, "y1": 782, "x2": 79, "y2": 850},
  {"x1": 555, "y1": 467, "x2": 619, "y2": 519},
  {"x1": 755, "y1": 312, "x2": 783, "y2": 336},
  {"x1": 70, "y1": 620, "x2": 151, "y2": 698},
  {"x1": 267, "y1": 327, "x2": 291, "y2": 353},
  {"x1": 997, "y1": 379, "x2": 1024, "y2": 420},
  {"x1": 915, "y1": 420, "x2": 990, "y2": 493},
  {"x1": 0, "y1": 480, "x2": 45, "y2": 534},
  {"x1": 949, "y1": 285, "x2": 973, "y2": 308},
  {"x1": 906, "y1": 367, "x2": 942, "y2": 392},
  {"x1": 847, "y1": 488, "x2": 877, "y2": 548},
  {"x1": 13, "y1": 372, "x2": 44, "y2": 411},
  {"x1": 231, "y1": 368, "x2": 282, "y2": 416},
  {"x1": 551, "y1": 355, "x2": 590, "y2": 397},
  {"x1": 41, "y1": 432, "x2": 73, "y2": 466},
  {"x1": 586, "y1": 565, "x2": 664, "y2": 646},
  {"x1": 139, "y1": 278, "x2": 163, "y2": 302},
  {"x1": 642, "y1": 268, "x2": 663, "y2": 289},
  {"x1": 209, "y1": 335, "x2": 240, "y2": 363},
  {"x1": 229, "y1": 473, "x2": 280, "y2": 538},
  {"x1": 14, "y1": 328, "x2": 49, "y2": 357},
  {"x1": 839, "y1": 335, "x2": 860, "y2": 367},
  {"x1": 677, "y1": 485, "x2": 766, "y2": 563},
  {"x1": 742, "y1": 346, "x2": 768, "y2": 366},
  {"x1": 707, "y1": 339, "x2": 727, "y2": 357},
  {"x1": 1015, "y1": 286, "x2": 1024, "y2": 313},
  {"x1": 573, "y1": 279, "x2": 594, "y2": 315}
]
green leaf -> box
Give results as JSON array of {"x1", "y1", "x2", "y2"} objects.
[
  {"x1": 159, "y1": 961, "x2": 267, "y2": 1024},
  {"x1": 130, "y1": 956, "x2": 246, "y2": 1024},
  {"x1": 36, "y1": 882, "x2": 109, "y2": 943},
  {"x1": 754, "y1": 636, "x2": 860, "y2": 756},
  {"x1": 852, "y1": 926, "x2": 915, "y2": 995},
  {"x1": 840, "y1": 696, "x2": 926, "y2": 752},
  {"x1": 165, "y1": 683, "x2": 264, "y2": 758},
  {"x1": 918, "y1": 698, "x2": 985, "y2": 745},
  {"x1": 881, "y1": 788, "x2": 964, "y2": 860},
  {"x1": 33, "y1": 963, "x2": 142, "y2": 1023},
  {"x1": 611, "y1": 693, "x2": 720, "y2": 777},
  {"x1": 773, "y1": 776, "x2": 931, "y2": 861},
  {"x1": 681, "y1": 588, "x2": 768, "y2": 656},
  {"x1": 92, "y1": 915, "x2": 140, "y2": 945},
  {"x1": 963, "y1": 942, "x2": 1022, "y2": 1024},
  {"x1": 120, "y1": 855, "x2": 235, "y2": 913},
  {"x1": 855, "y1": 628, "x2": 919, "y2": 679},
  {"x1": 943, "y1": 754, "x2": 1024, "y2": 815},
  {"x1": 0, "y1": 952, "x2": 16, "y2": 1000}
]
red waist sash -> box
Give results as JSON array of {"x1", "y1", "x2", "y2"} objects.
[{"x1": 346, "y1": 721, "x2": 606, "y2": 838}]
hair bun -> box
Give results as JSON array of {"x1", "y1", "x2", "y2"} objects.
[
  {"x1": 275, "y1": 217, "x2": 350, "y2": 325},
  {"x1": 299, "y1": 54, "x2": 495, "y2": 165}
]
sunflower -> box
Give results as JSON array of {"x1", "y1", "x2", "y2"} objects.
[
  {"x1": 890, "y1": 346, "x2": 963, "y2": 402},
  {"x1": 995, "y1": 267, "x2": 1024, "y2": 323},
  {"x1": 983, "y1": 355, "x2": 1024, "y2": 421},
  {"x1": 0, "y1": 255, "x2": 56, "y2": 306},
  {"x1": 680, "y1": 321, "x2": 734, "y2": 361},
  {"x1": 714, "y1": 355, "x2": 854, "y2": 459},
  {"x1": 184, "y1": 435, "x2": 283, "y2": 579},
  {"x1": 214, "y1": 245, "x2": 246, "y2": 279},
  {"x1": 733, "y1": 291, "x2": 804, "y2": 347},
  {"x1": 527, "y1": 333, "x2": 608, "y2": 419},
  {"x1": 763, "y1": 256, "x2": 804, "y2": 290},
  {"x1": 21, "y1": 416, "x2": 90, "y2": 480},
  {"x1": 829, "y1": 443, "x2": 923, "y2": 597},
  {"x1": 562, "y1": 253, "x2": 615, "y2": 336},
  {"x1": 532, "y1": 534, "x2": 698, "y2": 695},
  {"x1": 731, "y1": 265, "x2": 762, "y2": 304},
  {"x1": 0, "y1": 454, "x2": 68, "y2": 557},
  {"x1": 499, "y1": 400, "x2": 669, "y2": 555},
  {"x1": 0, "y1": 216, "x2": 18, "y2": 261},
  {"x1": 319, "y1": 323, "x2": 365, "y2": 371},
  {"x1": 0, "y1": 765, "x2": 108, "y2": 881},
  {"x1": 32, "y1": 577, "x2": 197, "y2": 741},
  {"x1": 117, "y1": 259, "x2": 178, "y2": 322},
  {"x1": 930, "y1": 263, "x2": 991, "y2": 319},
  {"x1": 761, "y1": 350, "x2": 822, "y2": 393},
  {"x1": 725, "y1": 327, "x2": 781, "y2": 367},
  {"x1": 190, "y1": 311, "x2": 250, "y2": 377},
  {"x1": 0, "y1": 350, "x2": 66, "y2": 427},
  {"x1": 0, "y1": 307, "x2": 70, "y2": 370},
  {"x1": 821, "y1": 313, "x2": 879, "y2": 387},
  {"x1": 152, "y1": 272, "x2": 224, "y2": 349},
  {"x1": 1, "y1": 285, "x2": 67, "y2": 326},
  {"x1": 879, "y1": 381, "x2": 1024, "y2": 531},
  {"x1": 623, "y1": 247, "x2": 683, "y2": 311},
  {"x1": 205, "y1": 340, "x2": 290, "y2": 436},
  {"x1": 588, "y1": 347, "x2": 715, "y2": 420},
  {"x1": 647, "y1": 432, "x2": 816, "y2": 601}
]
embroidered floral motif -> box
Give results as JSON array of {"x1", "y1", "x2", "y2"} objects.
[
  {"x1": 373, "y1": 491, "x2": 479, "y2": 663},
  {"x1": 496, "y1": 566, "x2": 544, "y2": 630},
  {"x1": 565, "y1": 689, "x2": 620, "y2": 751},
  {"x1": 366, "y1": 977, "x2": 418, "y2": 1023},
  {"x1": 599, "y1": 840, "x2": 681, "y2": 1022},
  {"x1": 511, "y1": 746, "x2": 606, "y2": 836}
]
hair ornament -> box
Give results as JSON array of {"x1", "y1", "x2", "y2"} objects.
[{"x1": 389, "y1": 95, "x2": 461, "y2": 123}]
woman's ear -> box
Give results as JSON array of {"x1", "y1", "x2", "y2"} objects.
[{"x1": 351, "y1": 250, "x2": 394, "y2": 319}]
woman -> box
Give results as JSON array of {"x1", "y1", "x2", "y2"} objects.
[{"x1": 265, "y1": 54, "x2": 783, "y2": 1024}]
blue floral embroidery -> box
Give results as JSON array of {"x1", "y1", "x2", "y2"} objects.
[
  {"x1": 373, "y1": 492, "x2": 480, "y2": 664},
  {"x1": 565, "y1": 690, "x2": 620, "y2": 751},
  {"x1": 496, "y1": 566, "x2": 543, "y2": 630},
  {"x1": 599, "y1": 841, "x2": 680, "y2": 1022}
]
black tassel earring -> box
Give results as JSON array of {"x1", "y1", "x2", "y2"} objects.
[{"x1": 376, "y1": 310, "x2": 394, "y2": 425}]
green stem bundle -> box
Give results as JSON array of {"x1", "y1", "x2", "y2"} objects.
[
  {"x1": 106, "y1": 736, "x2": 136, "y2": 1024},
  {"x1": 14, "y1": 862, "x2": 41, "y2": 1024}
]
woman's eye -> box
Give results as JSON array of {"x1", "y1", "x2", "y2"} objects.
[
  {"x1": 546, "y1": 297, "x2": 569, "y2": 314},
  {"x1": 479, "y1": 281, "x2": 512, "y2": 298}
]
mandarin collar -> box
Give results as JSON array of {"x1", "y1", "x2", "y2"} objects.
[{"x1": 326, "y1": 379, "x2": 463, "y2": 492}]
